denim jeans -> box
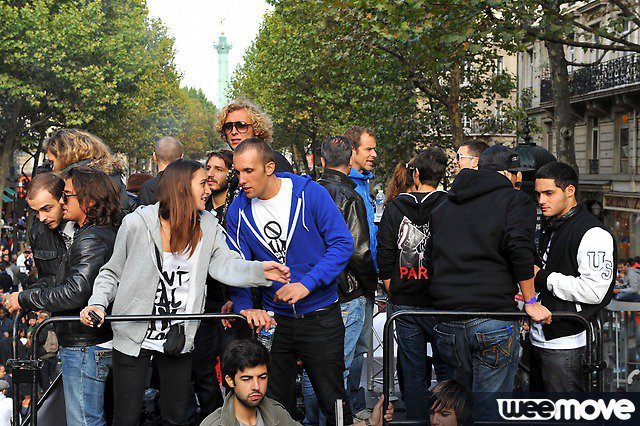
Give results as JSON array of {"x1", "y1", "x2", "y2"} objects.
[
  {"x1": 615, "y1": 292, "x2": 640, "y2": 302},
  {"x1": 393, "y1": 305, "x2": 451, "y2": 422},
  {"x1": 302, "y1": 296, "x2": 365, "y2": 425},
  {"x1": 347, "y1": 291, "x2": 374, "y2": 413},
  {"x1": 59, "y1": 345, "x2": 112, "y2": 426}
]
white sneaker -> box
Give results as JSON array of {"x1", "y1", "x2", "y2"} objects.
[{"x1": 355, "y1": 409, "x2": 372, "y2": 420}]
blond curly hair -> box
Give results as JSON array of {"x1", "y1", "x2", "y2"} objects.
[
  {"x1": 215, "y1": 98, "x2": 273, "y2": 143},
  {"x1": 44, "y1": 129, "x2": 124, "y2": 176}
]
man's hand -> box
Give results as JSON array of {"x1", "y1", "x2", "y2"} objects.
[
  {"x1": 221, "y1": 300, "x2": 234, "y2": 328},
  {"x1": 613, "y1": 288, "x2": 622, "y2": 294},
  {"x1": 274, "y1": 282, "x2": 310, "y2": 305},
  {"x1": 361, "y1": 395, "x2": 394, "y2": 426},
  {"x1": 240, "y1": 308, "x2": 276, "y2": 333},
  {"x1": 262, "y1": 261, "x2": 291, "y2": 283},
  {"x1": 525, "y1": 302, "x2": 552, "y2": 324},
  {"x1": 534, "y1": 265, "x2": 540, "y2": 277},
  {"x1": 79, "y1": 306, "x2": 105, "y2": 327},
  {"x1": 4, "y1": 292, "x2": 21, "y2": 314}
]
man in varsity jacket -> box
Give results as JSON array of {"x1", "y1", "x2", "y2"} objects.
[{"x1": 531, "y1": 161, "x2": 617, "y2": 392}]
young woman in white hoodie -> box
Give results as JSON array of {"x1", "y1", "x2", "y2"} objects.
[{"x1": 80, "y1": 159, "x2": 289, "y2": 425}]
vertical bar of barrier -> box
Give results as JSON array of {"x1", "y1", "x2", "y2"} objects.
[{"x1": 11, "y1": 311, "x2": 25, "y2": 426}]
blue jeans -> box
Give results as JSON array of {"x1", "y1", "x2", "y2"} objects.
[
  {"x1": 302, "y1": 297, "x2": 365, "y2": 425},
  {"x1": 615, "y1": 292, "x2": 640, "y2": 302},
  {"x1": 59, "y1": 345, "x2": 112, "y2": 426},
  {"x1": 393, "y1": 305, "x2": 452, "y2": 421},
  {"x1": 347, "y1": 292, "x2": 374, "y2": 413}
]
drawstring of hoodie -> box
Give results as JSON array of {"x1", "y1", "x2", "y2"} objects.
[{"x1": 301, "y1": 191, "x2": 309, "y2": 232}]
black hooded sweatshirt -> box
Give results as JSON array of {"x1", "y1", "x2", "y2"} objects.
[
  {"x1": 377, "y1": 190, "x2": 447, "y2": 307},
  {"x1": 428, "y1": 168, "x2": 536, "y2": 312}
]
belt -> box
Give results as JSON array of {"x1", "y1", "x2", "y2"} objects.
[{"x1": 292, "y1": 302, "x2": 338, "y2": 319}]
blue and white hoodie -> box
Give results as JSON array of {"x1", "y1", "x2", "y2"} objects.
[{"x1": 227, "y1": 173, "x2": 354, "y2": 317}]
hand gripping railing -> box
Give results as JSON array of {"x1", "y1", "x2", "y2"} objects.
[
  {"x1": 9, "y1": 312, "x2": 246, "y2": 426},
  {"x1": 382, "y1": 310, "x2": 604, "y2": 425}
]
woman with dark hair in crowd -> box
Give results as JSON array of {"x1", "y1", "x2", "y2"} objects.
[
  {"x1": 385, "y1": 160, "x2": 415, "y2": 205},
  {"x1": 428, "y1": 380, "x2": 473, "y2": 426},
  {"x1": 81, "y1": 159, "x2": 290, "y2": 426}
]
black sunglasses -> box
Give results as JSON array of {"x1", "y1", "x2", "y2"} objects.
[
  {"x1": 222, "y1": 121, "x2": 253, "y2": 134},
  {"x1": 61, "y1": 192, "x2": 78, "y2": 203}
]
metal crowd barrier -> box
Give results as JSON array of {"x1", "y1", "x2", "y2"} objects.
[
  {"x1": 8, "y1": 312, "x2": 246, "y2": 426},
  {"x1": 382, "y1": 310, "x2": 605, "y2": 425}
]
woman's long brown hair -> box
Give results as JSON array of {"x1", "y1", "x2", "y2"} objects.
[{"x1": 156, "y1": 159, "x2": 204, "y2": 256}]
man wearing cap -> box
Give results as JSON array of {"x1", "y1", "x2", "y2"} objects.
[
  {"x1": 428, "y1": 145, "x2": 552, "y2": 408},
  {"x1": 0, "y1": 379, "x2": 12, "y2": 424}
]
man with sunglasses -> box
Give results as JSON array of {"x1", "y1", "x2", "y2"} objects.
[
  {"x1": 453, "y1": 139, "x2": 489, "y2": 173},
  {"x1": 138, "y1": 136, "x2": 184, "y2": 206},
  {"x1": 216, "y1": 99, "x2": 294, "y2": 173}
]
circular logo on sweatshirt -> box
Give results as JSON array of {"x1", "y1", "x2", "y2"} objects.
[{"x1": 263, "y1": 221, "x2": 282, "y2": 240}]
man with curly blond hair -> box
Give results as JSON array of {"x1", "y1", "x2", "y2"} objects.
[{"x1": 215, "y1": 98, "x2": 293, "y2": 173}]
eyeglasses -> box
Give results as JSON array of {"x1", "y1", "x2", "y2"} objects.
[
  {"x1": 61, "y1": 192, "x2": 78, "y2": 203},
  {"x1": 222, "y1": 121, "x2": 253, "y2": 134},
  {"x1": 404, "y1": 162, "x2": 415, "y2": 172},
  {"x1": 455, "y1": 152, "x2": 476, "y2": 162}
]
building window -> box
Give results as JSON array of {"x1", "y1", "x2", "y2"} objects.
[
  {"x1": 527, "y1": 50, "x2": 534, "y2": 87},
  {"x1": 591, "y1": 117, "x2": 599, "y2": 160},
  {"x1": 496, "y1": 57, "x2": 504, "y2": 75},
  {"x1": 618, "y1": 112, "x2": 630, "y2": 173},
  {"x1": 546, "y1": 123, "x2": 554, "y2": 154}
]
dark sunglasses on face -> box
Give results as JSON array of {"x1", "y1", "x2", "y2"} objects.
[
  {"x1": 222, "y1": 121, "x2": 253, "y2": 134},
  {"x1": 61, "y1": 192, "x2": 78, "y2": 203}
]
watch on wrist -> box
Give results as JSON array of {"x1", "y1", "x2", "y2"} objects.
[{"x1": 525, "y1": 294, "x2": 538, "y2": 305}]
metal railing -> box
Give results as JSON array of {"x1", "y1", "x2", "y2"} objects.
[
  {"x1": 382, "y1": 310, "x2": 604, "y2": 425},
  {"x1": 540, "y1": 53, "x2": 640, "y2": 103},
  {"x1": 8, "y1": 312, "x2": 246, "y2": 426}
]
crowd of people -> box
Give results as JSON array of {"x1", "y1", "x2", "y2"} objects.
[{"x1": 0, "y1": 96, "x2": 630, "y2": 426}]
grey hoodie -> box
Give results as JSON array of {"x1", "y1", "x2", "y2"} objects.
[{"x1": 88, "y1": 203, "x2": 271, "y2": 357}]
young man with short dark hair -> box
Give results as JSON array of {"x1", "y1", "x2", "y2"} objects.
[
  {"x1": 227, "y1": 138, "x2": 355, "y2": 424},
  {"x1": 202, "y1": 339, "x2": 393, "y2": 426},
  {"x1": 377, "y1": 147, "x2": 449, "y2": 422},
  {"x1": 531, "y1": 161, "x2": 616, "y2": 392}
]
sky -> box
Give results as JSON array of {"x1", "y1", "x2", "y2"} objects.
[{"x1": 146, "y1": 0, "x2": 272, "y2": 106}]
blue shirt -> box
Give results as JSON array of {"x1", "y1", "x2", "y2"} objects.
[{"x1": 348, "y1": 168, "x2": 377, "y2": 270}]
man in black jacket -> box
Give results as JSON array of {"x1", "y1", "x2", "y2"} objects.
[
  {"x1": 6, "y1": 167, "x2": 119, "y2": 426},
  {"x1": 428, "y1": 145, "x2": 551, "y2": 402},
  {"x1": 300, "y1": 136, "x2": 377, "y2": 424},
  {"x1": 137, "y1": 136, "x2": 184, "y2": 206},
  {"x1": 377, "y1": 147, "x2": 449, "y2": 422},
  {"x1": 530, "y1": 161, "x2": 616, "y2": 392},
  {"x1": 24, "y1": 173, "x2": 70, "y2": 290}
]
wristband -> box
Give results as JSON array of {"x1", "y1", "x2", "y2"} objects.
[{"x1": 524, "y1": 294, "x2": 538, "y2": 305}]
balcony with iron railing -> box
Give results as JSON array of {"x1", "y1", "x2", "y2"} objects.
[{"x1": 540, "y1": 53, "x2": 640, "y2": 104}]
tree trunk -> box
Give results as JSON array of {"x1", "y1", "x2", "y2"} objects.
[
  {"x1": 448, "y1": 62, "x2": 464, "y2": 148},
  {"x1": 545, "y1": 40, "x2": 578, "y2": 171}
]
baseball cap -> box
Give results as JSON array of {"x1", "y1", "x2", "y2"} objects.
[
  {"x1": 478, "y1": 145, "x2": 534, "y2": 173},
  {"x1": 0, "y1": 380, "x2": 9, "y2": 391}
]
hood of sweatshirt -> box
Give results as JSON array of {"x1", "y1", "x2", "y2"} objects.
[
  {"x1": 448, "y1": 168, "x2": 514, "y2": 204},
  {"x1": 348, "y1": 168, "x2": 374, "y2": 184},
  {"x1": 135, "y1": 202, "x2": 162, "y2": 250},
  {"x1": 393, "y1": 190, "x2": 448, "y2": 226}
]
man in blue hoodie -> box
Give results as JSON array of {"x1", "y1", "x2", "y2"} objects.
[
  {"x1": 227, "y1": 138, "x2": 355, "y2": 424},
  {"x1": 345, "y1": 125, "x2": 378, "y2": 418}
]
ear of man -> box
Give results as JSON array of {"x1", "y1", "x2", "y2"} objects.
[
  {"x1": 265, "y1": 160, "x2": 276, "y2": 176},
  {"x1": 225, "y1": 375, "x2": 235, "y2": 388}
]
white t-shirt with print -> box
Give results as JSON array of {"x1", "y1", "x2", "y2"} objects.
[
  {"x1": 142, "y1": 244, "x2": 199, "y2": 352},
  {"x1": 251, "y1": 178, "x2": 292, "y2": 264}
]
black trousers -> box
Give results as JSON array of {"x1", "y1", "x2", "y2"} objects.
[
  {"x1": 530, "y1": 345, "x2": 586, "y2": 392},
  {"x1": 112, "y1": 349, "x2": 192, "y2": 426},
  {"x1": 268, "y1": 304, "x2": 353, "y2": 425}
]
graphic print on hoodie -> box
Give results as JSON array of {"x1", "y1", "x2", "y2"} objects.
[
  {"x1": 377, "y1": 191, "x2": 447, "y2": 307},
  {"x1": 250, "y1": 178, "x2": 293, "y2": 263}
]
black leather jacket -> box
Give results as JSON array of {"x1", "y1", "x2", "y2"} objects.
[
  {"x1": 318, "y1": 169, "x2": 378, "y2": 302},
  {"x1": 28, "y1": 219, "x2": 67, "y2": 290},
  {"x1": 19, "y1": 224, "x2": 116, "y2": 347}
]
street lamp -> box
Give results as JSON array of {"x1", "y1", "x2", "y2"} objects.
[{"x1": 514, "y1": 117, "x2": 557, "y2": 198}]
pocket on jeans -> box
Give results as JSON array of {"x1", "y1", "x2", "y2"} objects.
[
  {"x1": 475, "y1": 327, "x2": 514, "y2": 369},
  {"x1": 434, "y1": 327, "x2": 461, "y2": 368},
  {"x1": 94, "y1": 349, "x2": 112, "y2": 382}
]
